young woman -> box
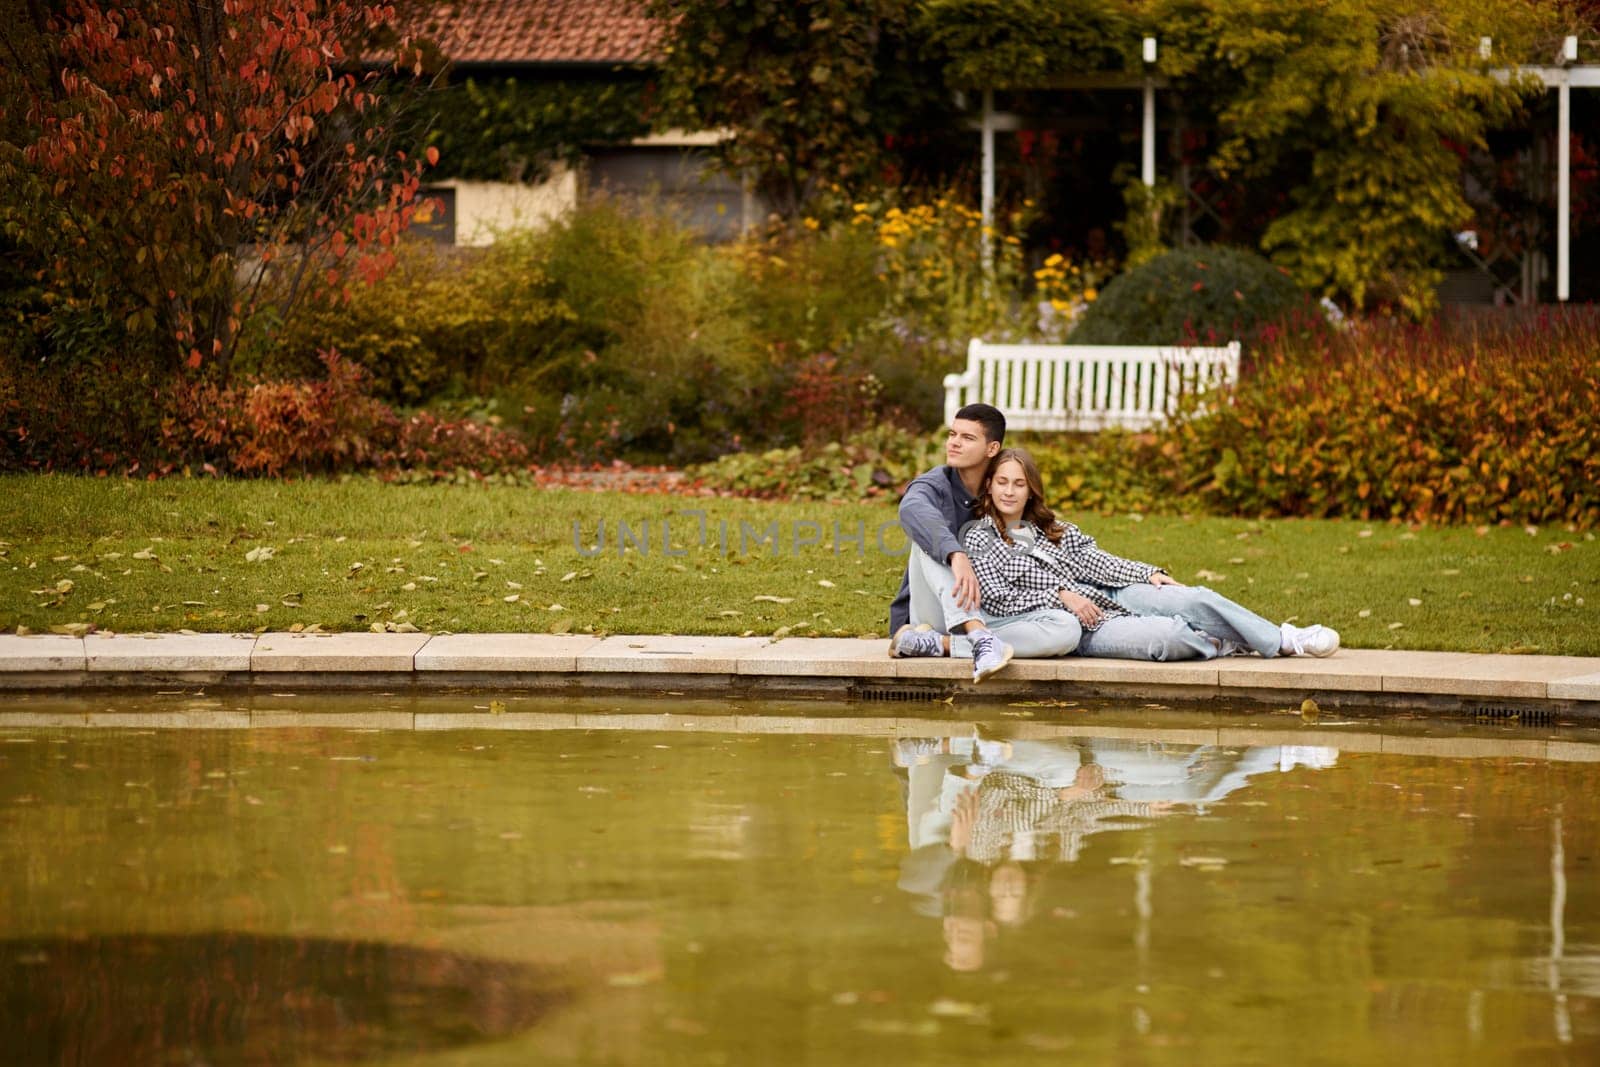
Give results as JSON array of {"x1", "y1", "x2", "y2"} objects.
[{"x1": 960, "y1": 448, "x2": 1339, "y2": 662}]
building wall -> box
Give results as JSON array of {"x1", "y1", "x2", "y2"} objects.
[{"x1": 424, "y1": 167, "x2": 581, "y2": 247}]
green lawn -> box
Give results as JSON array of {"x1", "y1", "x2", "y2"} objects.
[{"x1": 2, "y1": 475, "x2": 1596, "y2": 655}]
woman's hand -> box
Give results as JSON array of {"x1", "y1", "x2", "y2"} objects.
[
  {"x1": 1059, "y1": 590, "x2": 1103, "y2": 628},
  {"x1": 1148, "y1": 572, "x2": 1182, "y2": 587}
]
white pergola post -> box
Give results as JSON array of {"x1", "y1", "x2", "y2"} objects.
[
  {"x1": 1558, "y1": 37, "x2": 1576, "y2": 302},
  {"x1": 981, "y1": 88, "x2": 995, "y2": 264},
  {"x1": 1492, "y1": 39, "x2": 1594, "y2": 303},
  {"x1": 1141, "y1": 37, "x2": 1157, "y2": 186}
]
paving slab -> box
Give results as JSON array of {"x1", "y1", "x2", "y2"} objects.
[
  {"x1": 84, "y1": 710, "x2": 251, "y2": 729},
  {"x1": 1378, "y1": 652, "x2": 1594, "y2": 699},
  {"x1": 0, "y1": 635, "x2": 85, "y2": 671},
  {"x1": 731, "y1": 715, "x2": 888, "y2": 735},
  {"x1": 85, "y1": 632, "x2": 254, "y2": 672},
  {"x1": 735, "y1": 637, "x2": 896, "y2": 678},
  {"x1": 1548, "y1": 740, "x2": 1600, "y2": 763},
  {"x1": 1052, "y1": 658, "x2": 1221, "y2": 687},
  {"x1": 1549, "y1": 671, "x2": 1600, "y2": 701},
  {"x1": 0, "y1": 712, "x2": 90, "y2": 728},
  {"x1": 251, "y1": 632, "x2": 430, "y2": 672},
  {"x1": 1214, "y1": 649, "x2": 1391, "y2": 692},
  {"x1": 250, "y1": 711, "x2": 416, "y2": 730},
  {"x1": 574, "y1": 635, "x2": 758, "y2": 674},
  {"x1": 415, "y1": 712, "x2": 580, "y2": 731},
  {"x1": 415, "y1": 634, "x2": 604, "y2": 672}
]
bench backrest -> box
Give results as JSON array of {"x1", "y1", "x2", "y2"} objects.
[{"x1": 942, "y1": 339, "x2": 1241, "y2": 431}]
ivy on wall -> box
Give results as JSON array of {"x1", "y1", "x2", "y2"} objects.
[{"x1": 417, "y1": 74, "x2": 655, "y2": 183}]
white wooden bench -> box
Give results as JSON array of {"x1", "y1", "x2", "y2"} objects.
[{"x1": 942, "y1": 339, "x2": 1241, "y2": 432}]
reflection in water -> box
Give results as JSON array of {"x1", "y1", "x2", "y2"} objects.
[
  {"x1": 2, "y1": 709, "x2": 1598, "y2": 1063},
  {"x1": 893, "y1": 733, "x2": 1338, "y2": 972},
  {"x1": 0, "y1": 933, "x2": 563, "y2": 1066}
]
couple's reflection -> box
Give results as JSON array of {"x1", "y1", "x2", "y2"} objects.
[{"x1": 891, "y1": 732, "x2": 1338, "y2": 972}]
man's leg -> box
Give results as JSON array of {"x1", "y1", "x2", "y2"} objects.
[
  {"x1": 1075, "y1": 614, "x2": 1215, "y2": 661},
  {"x1": 1109, "y1": 584, "x2": 1282, "y2": 657},
  {"x1": 899, "y1": 546, "x2": 1013, "y2": 681}
]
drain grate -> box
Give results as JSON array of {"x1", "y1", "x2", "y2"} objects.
[
  {"x1": 851, "y1": 683, "x2": 953, "y2": 703},
  {"x1": 1471, "y1": 704, "x2": 1556, "y2": 726}
]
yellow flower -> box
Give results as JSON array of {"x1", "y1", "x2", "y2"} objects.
[
  {"x1": 1084, "y1": 288, "x2": 1098, "y2": 302},
  {"x1": 852, "y1": 203, "x2": 869, "y2": 213},
  {"x1": 802, "y1": 217, "x2": 819, "y2": 230},
  {"x1": 1044, "y1": 253, "x2": 1064, "y2": 267}
]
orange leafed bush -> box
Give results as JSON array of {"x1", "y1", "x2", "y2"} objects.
[
  {"x1": 1161, "y1": 309, "x2": 1600, "y2": 527},
  {"x1": 163, "y1": 351, "x2": 529, "y2": 477}
]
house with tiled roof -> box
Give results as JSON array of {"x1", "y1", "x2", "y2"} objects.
[
  {"x1": 415, "y1": 0, "x2": 664, "y2": 66},
  {"x1": 407, "y1": 0, "x2": 751, "y2": 245}
]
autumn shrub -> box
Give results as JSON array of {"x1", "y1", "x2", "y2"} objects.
[
  {"x1": 162, "y1": 351, "x2": 531, "y2": 477},
  {"x1": 1020, "y1": 430, "x2": 1180, "y2": 516},
  {"x1": 1159, "y1": 308, "x2": 1600, "y2": 527},
  {"x1": 1070, "y1": 245, "x2": 1310, "y2": 346},
  {"x1": 690, "y1": 422, "x2": 1180, "y2": 512},
  {"x1": 690, "y1": 424, "x2": 945, "y2": 501}
]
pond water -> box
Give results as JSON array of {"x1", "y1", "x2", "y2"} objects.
[{"x1": 1, "y1": 694, "x2": 1597, "y2": 1065}]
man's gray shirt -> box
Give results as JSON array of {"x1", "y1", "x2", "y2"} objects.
[{"x1": 888, "y1": 465, "x2": 979, "y2": 634}]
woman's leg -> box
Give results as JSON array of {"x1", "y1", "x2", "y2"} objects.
[
  {"x1": 981, "y1": 608, "x2": 1083, "y2": 658},
  {"x1": 1075, "y1": 614, "x2": 1215, "y2": 662},
  {"x1": 1109, "y1": 584, "x2": 1281, "y2": 657}
]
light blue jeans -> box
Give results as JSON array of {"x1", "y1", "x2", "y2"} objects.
[
  {"x1": 1110, "y1": 583, "x2": 1282, "y2": 658},
  {"x1": 905, "y1": 546, "x2": 1082, "y2": 657},
  {"x1": 1072, "y1": 582, "x2": 1281, "y2": 662}
]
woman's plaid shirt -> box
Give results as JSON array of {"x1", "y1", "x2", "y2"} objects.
[{"x1": 960, "y1": 515, "x2": 1162, "y2": 627}]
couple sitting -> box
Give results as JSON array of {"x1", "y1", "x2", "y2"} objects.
[{"x1": 887, "y1": 403, "x2": 1339, "y2": 682}]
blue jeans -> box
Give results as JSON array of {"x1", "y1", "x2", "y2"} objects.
[
  {"x1": 905, "y1": 546, "x2": 1082, "y2": 657},
  {"x1": 1110, "y1": 583, "x2": 1282, "y2": 658},
  {"x1": 1075, "y1": 613, "x2": 1217, "y2": 661}
]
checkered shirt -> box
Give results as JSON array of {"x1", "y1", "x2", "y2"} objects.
[{"x1": 961, "y1": 516, "x2": 1163, "y2": 628}]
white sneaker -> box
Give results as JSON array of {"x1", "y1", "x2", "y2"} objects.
[
  {"x1": 1280, "y1": 623, "x2": 1340, "y2": 658},
  {"x1": 970, "y1": 630, "x2": 1015, "y2": 682}
]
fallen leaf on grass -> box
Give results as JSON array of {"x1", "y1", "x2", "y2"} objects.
[
  {"x1": 753, "y1": 595, "x2": 794, "y2": 604},
  {"x1": 244, "y1": 546, "x2": 276, "y2": 563},
  {"x1": 489, "y1": 700, "x2": 507, "y2": 715}
]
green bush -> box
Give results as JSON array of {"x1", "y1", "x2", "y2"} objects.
[
  {"x1": 252, "y1": 239, "x2": 575, "y2": 405},
  {"x1": 523, "y1": 199, "x2": 773, "y2": 461},
  {"x1": 1069, "y1": 245, "x2": 1309, "y2": 346}
]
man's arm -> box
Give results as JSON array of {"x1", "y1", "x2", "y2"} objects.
[{"x1": 898, "y1": 477, "x2": 965, "y2": 564}]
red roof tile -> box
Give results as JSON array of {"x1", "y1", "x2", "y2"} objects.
[{"x1": 416, "y1": 0, "x2": 664, "y2": 65}]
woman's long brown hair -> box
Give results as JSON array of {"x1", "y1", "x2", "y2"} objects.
[{"x1": 974, "y1": 447, "x2": 1065, "y2": 543}]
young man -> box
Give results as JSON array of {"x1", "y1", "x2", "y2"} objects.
[{"x1": 887, "y1": 403, "x2": 1027, "y2": 682}]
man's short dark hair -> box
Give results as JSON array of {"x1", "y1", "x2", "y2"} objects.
[{"x1": 954, "y1": 403, "x2": 1006, "y2": 445}]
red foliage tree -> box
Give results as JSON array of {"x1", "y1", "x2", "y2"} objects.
[{"x1": 0, "y1": 0, "x2": 436, "y2": 375}]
